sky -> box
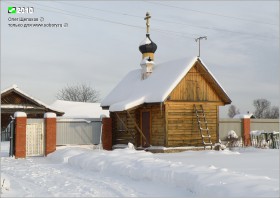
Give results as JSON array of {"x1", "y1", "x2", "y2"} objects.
[{"x1": 1, "y1": 1, "x2": 279, "y2": 118}]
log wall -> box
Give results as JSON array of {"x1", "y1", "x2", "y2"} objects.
[
  {"x1": 110, "y1": 61, "x2": 227, "y2": 148},
  {"x1": 140, "y1": 104, "x2": 166, "y2": 146},
  {"x1": 111, "y1": 111, "x2": 137, "y2": 146},
  {"x1": 111, "y1": 104, "x2": 166, "y2": 147},
  {"x1": 165, "y1": 101, "x2": 219, "y2": 147}
]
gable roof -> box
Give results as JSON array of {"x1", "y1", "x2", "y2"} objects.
[
  {"x1": 1, "y1": 85, "x2": 64, "y2": 115},
  {"x1": 101, "y1": 57, "x2": 231, "y2": 112},
  {"x1": 50, "y1": 100, "x2": 109, "y2": 119}
]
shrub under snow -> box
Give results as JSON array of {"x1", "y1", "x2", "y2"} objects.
[
  {"x1": 228, "y1": 130, "x2": 238, "y2": 139},
  {"x1": 227, "y1": 130, "x2": 242, "y2": 148}
]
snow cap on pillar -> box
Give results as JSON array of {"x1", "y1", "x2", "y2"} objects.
[
  {"x1": 14, "y1": 112, "x2": 27, "y2": 117},
  {"x1": 44, "y1": 112, "x2": 56, "y2": 118}
]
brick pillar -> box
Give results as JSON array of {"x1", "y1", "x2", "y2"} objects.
[
  {"x1": 242, "y1": 118, "x2": 251, "y2": 146},
  {"x1": 102, "y1": 117, "x2": 112, "y2": 150},
  {"x1": 44, "y1": 113, "x2": 56, "y2": 155},
  {"x1": 14, "y1": 112, "x2": 27, "y2": 158}
]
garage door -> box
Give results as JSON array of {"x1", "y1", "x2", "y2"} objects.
[{"x1": 26, "y1": 119, "x2": 44, "y2": 156}]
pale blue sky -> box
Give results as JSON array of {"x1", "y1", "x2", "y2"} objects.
[{"x1": 1, "y1": 1, "x2": 279, "y2": 117}]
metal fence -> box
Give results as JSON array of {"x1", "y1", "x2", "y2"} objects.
[
  {"x1": 250, "y1": 131, "x2": 279, "y2": 149},
  {"x1": 1, "y1": 128, "x2": 10, "y2": 142},
  {"x1": 56, "y1": 118, "x2": 102, "y2": 145},
  {"x1": 1, "y1": 118, "x2": 15, "y2": 156},
  {"x1": 1, "y1": 118, "x2": 14, "y2": 142}
]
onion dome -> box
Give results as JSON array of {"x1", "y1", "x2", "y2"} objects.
[{"x1": 139, "y1": 34, "x2": 157, "y2": 54}]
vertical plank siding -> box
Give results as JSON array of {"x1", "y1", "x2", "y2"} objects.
[{"x1": 169, "y1": 65, "x2": 222, "y2": 102}]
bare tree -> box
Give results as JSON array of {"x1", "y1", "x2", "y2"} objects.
[
  {"x1": 56, "y1": 84, "x2": 100, "y2": 102},
  {"x1": 253, "y1": 99, "x2": 271, "y2": 118},
  {"x1": 228, "y1": 105, "x2": 240, "y2": 118},
  {"x1": 265, "y1": 106, "x2": 279, "y2": 119}
]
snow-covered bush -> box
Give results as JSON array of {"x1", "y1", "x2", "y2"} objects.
[
  {"x1": 126, "y1": 142, "x2": 135, "y2": 150},
  {"x1": 228, "y1": 130, "x2": 238, "y2": 139},
  {"x1": 226, "y1": 130, "x2": 242, "y2": 149},
  {"x1": 214, "y1": 143, "x2": 226, "y2": 151},
  {"x1": 214, "y1": 139, "x2": 226, "y2": 151}
]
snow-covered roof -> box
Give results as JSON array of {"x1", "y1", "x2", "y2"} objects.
[
  {"x1": 1, "y1": 85, "x2": 64, "y2": 115},
  {"x1": 50, "y1": 100, "x2": 109, "y2": 119},
  {"x1": 101, "y1": 56, "x2": 231, "y2": 112},
  {"x1": 233, "y1": 113, "x2": 255, "y2": 119}
]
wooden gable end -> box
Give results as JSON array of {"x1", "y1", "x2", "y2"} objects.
[
  {"x1": 168, "y1": 61, "x2": 225, "y2": 104},
  {"x1": 1, "y1": 91, "x2": 40, "y2": 106},
  {"x1": 1, "y1": 88, "x2": 64, "y2": 116}
]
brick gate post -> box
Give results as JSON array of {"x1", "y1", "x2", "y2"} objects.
[
  {"x1": 102, "y1": 117, "x2": 112, "y2": 150},
  {"x1": 14, "y1": 112, "x2": 27, "y2": 158},
  {"x1": 242, "y1": 117, "x2": 251, "y2": 146},
  {"x1": 44, "y1": 112, "x2": 57, "y2": 155}
]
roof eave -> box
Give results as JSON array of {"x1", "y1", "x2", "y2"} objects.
[{"x1": 1, "y1": 86, "x2": 65, "y2": 115}]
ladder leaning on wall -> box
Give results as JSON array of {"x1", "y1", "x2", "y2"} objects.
[{"x1": 194, "y1": 104, "x2": 213, "y2": 149}]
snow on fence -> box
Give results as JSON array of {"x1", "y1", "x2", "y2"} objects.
[
  {"x1": 219, "y1": 118, "x2": 279, "y2": 141},
  {"x1": 250, "y1": 130, "x2": 279, "y2": 149},
  {"x1": 56, "y1": 118, "x2": 102, "y2": 145}
]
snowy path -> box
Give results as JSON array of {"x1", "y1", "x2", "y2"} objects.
[
  {"x1": 2, "y1": 158, "x2": 140, "y2": 197},
  {"x1": 1, "y1": 142, "x2": 279, "y2": 197},
  {"x1": 1, "y1": 144, "x2": 189, "y2": 197}
]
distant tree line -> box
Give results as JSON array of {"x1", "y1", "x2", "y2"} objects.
[{"x1": 228, "y1": 99, "x2": 279, "y2": 119}]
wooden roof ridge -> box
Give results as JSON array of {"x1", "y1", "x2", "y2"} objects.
[{"x1": 1, "y1": 85, "x2": 64, "y2": 115}]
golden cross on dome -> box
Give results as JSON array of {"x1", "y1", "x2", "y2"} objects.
[{"x1": 144, "y1": 12, "x2": 151, "y2": 34}]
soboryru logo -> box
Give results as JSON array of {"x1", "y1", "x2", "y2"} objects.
[{"x1": 8, "y1": 7, "x2": 16, "y2": 14}]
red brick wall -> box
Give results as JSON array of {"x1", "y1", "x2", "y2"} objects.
[
  {"x1": 243, "y1": 118, "x2": 251, "y2": 146},
  {"x1": 102, "y1": 118, "x2": 112, "y2": 150},
  {"x1": 15, "y1": 116, "x2": 27, "y2": 158},
  {"x1": 45, "y1": 117, "x2": 56, "y2": 155}
]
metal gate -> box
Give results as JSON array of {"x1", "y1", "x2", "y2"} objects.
[{"x1": 26, "y1": 119, "x2": 45, "y2": 157}]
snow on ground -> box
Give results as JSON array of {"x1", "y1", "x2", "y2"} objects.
[{"x1": 1, "y1": 142, "x2": 279, "y2": 197}]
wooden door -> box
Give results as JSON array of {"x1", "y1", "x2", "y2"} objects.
[{"x1": 141, "y1": 111, "x2": 151, "y2": 147}]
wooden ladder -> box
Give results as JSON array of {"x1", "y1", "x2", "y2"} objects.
[{"x1": 194, "y1": 104, "x2": 213, "y2": 150}]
